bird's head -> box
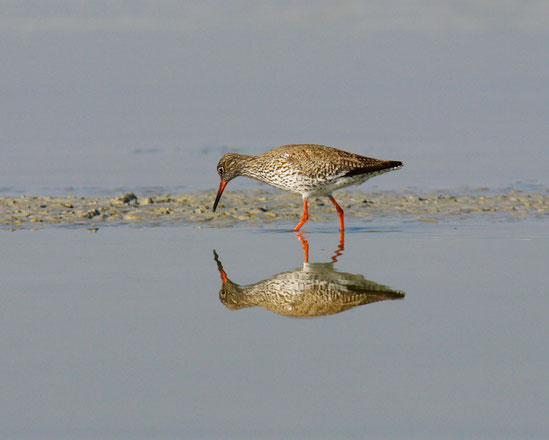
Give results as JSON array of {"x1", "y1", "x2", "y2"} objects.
[{"x1": 212, "y1": 153, "x2": 247, "y2": 212}]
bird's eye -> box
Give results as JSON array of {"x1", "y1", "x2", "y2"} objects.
[{"x1": 218, "y1": 166, "x2": 224, "y2": 175}]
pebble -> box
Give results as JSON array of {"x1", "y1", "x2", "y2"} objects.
[{"x1": 0, "y1": 188, "x2": 547, "y2": 229}]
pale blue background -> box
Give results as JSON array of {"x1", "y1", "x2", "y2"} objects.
[{"x1": 2, "y1": 1, "x2": 548, "y2": 194}]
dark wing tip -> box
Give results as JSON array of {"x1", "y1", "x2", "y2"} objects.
[{"x1": 345, "y1": 160, "x2": 403, "y2": 177}]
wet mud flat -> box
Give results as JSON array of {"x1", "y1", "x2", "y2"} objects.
[{"x1": 1, "y1": 188, "x2": 548, "y2": 229}]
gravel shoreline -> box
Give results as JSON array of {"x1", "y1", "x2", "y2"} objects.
[{"x1": 1, "y1": 188, "x2": 548, "y2": 229}]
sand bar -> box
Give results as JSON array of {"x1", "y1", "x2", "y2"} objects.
[{"x1": 1, "y1": 188, "x2": 548, "y2": 229}]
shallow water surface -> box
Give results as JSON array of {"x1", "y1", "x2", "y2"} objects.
[{"x1": 1, "y1": 221, "x2": 548, "y2": 439}]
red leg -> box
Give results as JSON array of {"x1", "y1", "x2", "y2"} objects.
[
  {"x1": 294, "y1": 199, "x2": 309, "y2": 231},
  {"x1": 329, "y1": 196, "x2": 344, "y2": 230}
]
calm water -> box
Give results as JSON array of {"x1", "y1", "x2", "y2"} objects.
[
  {"x1": 2, "y1": 220, "x2": 548, "y2": 439},
  {"x1": 2, "y1": 23, "x2": 549, "y2": 196}
]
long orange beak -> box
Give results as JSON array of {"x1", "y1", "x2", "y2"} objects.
[{"x1": 212, "y1": 180, "x2": 227, "y2": 212}]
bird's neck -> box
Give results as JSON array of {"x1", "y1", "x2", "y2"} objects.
[{"x1": 234, "y1": 154, "x2": 259, "y2": 178}]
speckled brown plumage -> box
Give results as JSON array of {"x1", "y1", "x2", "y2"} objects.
[{"x1": 213, "y1": 144, "x2": 403, "y2": 230}]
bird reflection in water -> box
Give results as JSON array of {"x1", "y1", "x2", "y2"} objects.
[{"x1": 213, "y1": 232, "x2": 405, "y2": 318}]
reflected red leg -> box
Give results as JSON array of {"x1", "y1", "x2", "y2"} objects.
[
  {"x1": 331, "y1": 228, "x2": 345, "y2": 263},
  {"x1": 294, "y1": 199, "x2": 309, "y2": 231},
  {"x1": 295, "y1": 232, "x2": 309, "y2": 263},
  {"x1": 329, "y1": 196, "x2": 344, "y2": 230}
]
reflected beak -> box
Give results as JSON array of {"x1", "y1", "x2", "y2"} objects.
[{"x1": 212, "y1": 180, "x2": 227, "y2": 212}]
